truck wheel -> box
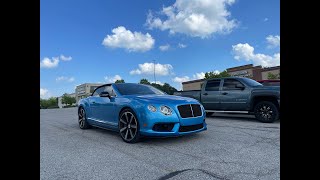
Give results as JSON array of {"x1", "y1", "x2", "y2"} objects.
[
  {"x1": 254, "y1": 101, "x2": 279, "y2": 123},
  {"x1": 206, "y1": 112, "x2": 214, "y2": 117}
]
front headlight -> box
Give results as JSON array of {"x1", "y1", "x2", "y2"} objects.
[
  {"x1": 160, "y1": 105, "x2": 172, "y2": 115},
  {"x1": 147, "y1": 105, "x2": 157, "y2": 112}
]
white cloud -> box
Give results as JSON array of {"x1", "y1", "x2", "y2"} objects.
[
  {"x1": 159, "y1": 44, "x2": 170, "y2": 51},
  {"x1": 178, "y1": 43, "x2": 187, "y2": 48},
  {"x1": 40, "y1": 57, "x2": 59, "y2": 68},
  {"x1": 130, "y1": 62, "x2": 173, "y2": 76},
  {"x1": 105, "y1": 75, "x2": 122, "y2": 83},
  {"x1": 60, "y1": 54, "x2": 72, "y2": 61},
  {"x1": 40, "y1": 54, "x2": 72, "y2": 68},
  {"x1": 266, "y1": 35, "x2": 280, "y2": 48},
  {"x1": 146, "y1": 0, "x2": 237, "y2": 38},
  {"x1": 172, "y1": 76, "x2": 191, "y2": 83},
  {"x1": 232, "y1": 43, "x2": 280, "y2": 67},
  {"x1": 56, "y1": 76, "x2": 75, "y2": 82},
  {"x1": 192, "y1": 72, "x2": 205, "y2": 79},
  {"x1": 151, "y1": 81, "x2": 164, "y2": 85},
  {"x1": 40, "y1": 88, "x2": 50, "y2": 99},
  {"x1": 264, "y1": 18, "x2": 269, "y2": 22},
  {"x1": 102, "y1": 26, "x2": 155, "y2": 52}
]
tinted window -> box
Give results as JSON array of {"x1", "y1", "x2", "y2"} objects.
[
  {"x1": 241, "y1": 78, "x2": 263, "y2": 87},
  {"x1": 223, "y1": 79, "x2": 244, "y2": 90},
  {"x1": 114, "y1": 83, "x2": 165, "y2": 95},
  {"x1": 205, "y1": 80, "x2": 221, "y2": 91},
  {"x1": 92, "y1": 86, "x2": 105, "y2": 96}
]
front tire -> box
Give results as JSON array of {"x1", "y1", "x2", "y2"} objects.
[
  {"x1": 78, "y1": 107, "x2": 91, "y2": 129},
  {"x1": 119, "y1": 109, "x2": 140, "y2": 143},
  {"x1": 254, "y1": 101, "x2": 279, "y2": 123}
]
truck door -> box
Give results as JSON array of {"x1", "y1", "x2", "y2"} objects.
[
  {"x1": 201, "y1": 79, "x2": 222, "y2": 110},
  {"x1": 220, "y1": 79, "x2": 250, "y2": 110}
]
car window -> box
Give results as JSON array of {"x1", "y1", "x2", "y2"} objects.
[
  {"x1": 223, "y1": 79, "x2": 244, "y2": 90},
  {"x1": 114, "y1": 83, "x2": 165, "y2": 95},
  {"x1": 205, "y1": 80, "x2": 221, "y2": 91},
  {"x1": 104, "y1": 86, "x2": 116, "y2": 96},
  {"x1": 92, "y1": 86, "x2": 105, "y2": 96}
]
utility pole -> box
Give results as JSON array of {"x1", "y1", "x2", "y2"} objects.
[{"x1": 153, "y1": 59, "x2": 156, "y2": 84}]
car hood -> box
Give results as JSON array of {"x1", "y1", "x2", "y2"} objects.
[{"x1": 127, "y1": 94, "x2": 199, "y2": 104}]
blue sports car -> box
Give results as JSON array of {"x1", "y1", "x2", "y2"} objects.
[{"x1": 78, "y1": 83, "x2": 207, "y2": 143}]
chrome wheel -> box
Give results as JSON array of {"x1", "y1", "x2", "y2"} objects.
[
  {"x1": 78, "y1": 108, "x2": 90, "y2": 129},
  {"x1": 259, "y1": 105, "x2": 273, "y2": 120},
  {"x1": 119, "y1": 111, "x2": 138, "y2": 142},
  {"x1": 254, "y1": 101, "x2": 279, "y2": 123}
]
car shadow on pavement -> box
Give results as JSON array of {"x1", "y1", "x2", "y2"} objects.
[
  {"x1": 87, "y1": 125, "x2": 204, "y2": 144},
  {"x1": 208, "y1": 113, "x2": 280, "y2": 123}
]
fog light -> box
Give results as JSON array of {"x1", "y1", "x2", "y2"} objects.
[{"x1": 147, "y1": 105, "x2": 157, "y2": 112}]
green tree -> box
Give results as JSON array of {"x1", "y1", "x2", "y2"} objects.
[
  {"x1": 267, "y1": 72, "x2": 278, "y2": 80},
  {"x1": 40, "y1": 97, "x2": 58, "y2": 108},
  {"x1": 61, "y1": 94, "x2": 76, "y2": 106},
  {"x1": 115, "y1": 79, "x2": 125, "y2": 83},
  {"x1": 139, "y1": 78, "x2": 150, "y2": 85},
  {"x1": 204, "y1": 70, "x2": 230, "y2": 79}
]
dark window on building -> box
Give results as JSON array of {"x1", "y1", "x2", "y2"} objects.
[
  {"x1": 205, "y1": 80, "x2": 221, "y2": 91},
  {"x1": 223, "y1": 79, "x2": 244, "y2": 90}
]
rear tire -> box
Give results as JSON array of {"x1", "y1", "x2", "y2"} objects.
[
  {"x1": 119, "y1": 109, "x2": 140, "y2": 143},
  {"x1": 254, "y1": 101, "x2": 279, "y2": 123}
]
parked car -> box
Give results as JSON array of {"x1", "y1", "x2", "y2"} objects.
[
  {"x1": 257, "y1": 79, "x2": 280, "y2": 86},
  {"x1": 174, "y1": 77, "x2": 280, "y2": 123},
  {"x1": 78, "y1": 83, "x2": 207, "y2": 143}
]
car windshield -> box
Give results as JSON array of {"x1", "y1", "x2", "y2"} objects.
[
  {"x1": 241, "y1": 78, "x2": 263, "y2": 87},
  {"x1": 114, "y1": 83, "x2": 165, "y2": 95}
]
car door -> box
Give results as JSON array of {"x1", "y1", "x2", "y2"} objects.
[
  {"x1": 201, "y1": 79, "x2": 222, "y2": 110},
  {"x1": 91, "y1": 85, "x2": 117, "y2": 126},
  {"x1": 220, "y1": 79, "x2": 250, "y2": 110},
  {"x1": 88, "y1": 86, "x2": 105, "y2": 120}
]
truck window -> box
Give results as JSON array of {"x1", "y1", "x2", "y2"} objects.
[
  {"x1": 205, "y1": 80, "x2": 221, "y2": 91},
  {"x1": 223, "y1": 79, "x2": 244, "y2": 90}
]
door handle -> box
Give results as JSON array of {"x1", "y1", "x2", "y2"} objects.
[
  {"x1": 203, "y1": 93, "x2": 208, "y2": 95},
  {"x1": 92, "y1": 101, "x2": 96, "y2": 104},
  {"x1": 221, "y1": 92, "x2": 228, "y2": 95}
]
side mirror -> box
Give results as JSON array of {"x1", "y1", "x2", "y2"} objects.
[
  {"x1": 99, "y1": 91, "x2": 110, "y2": 98},
  {"x1": 236, "y1": 84, "x2": 245, "y2": 90}
]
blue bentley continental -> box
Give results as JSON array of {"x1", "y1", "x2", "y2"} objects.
[{"x1": 77, "y1": 83, "x2": 207, "y2": 143}]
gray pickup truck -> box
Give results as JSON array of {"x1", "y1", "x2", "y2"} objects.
[{"x1": 174, "y1": 77, "x2": 280, "y2": 123}]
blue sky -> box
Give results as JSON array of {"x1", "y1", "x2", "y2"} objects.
[{"x1": 40, "y1": 0, "x2": 280, "y2": 98}]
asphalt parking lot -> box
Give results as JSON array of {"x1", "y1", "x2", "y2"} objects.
[{"x1": 40, "y1": 108, "x2": 280, "y2": 180}]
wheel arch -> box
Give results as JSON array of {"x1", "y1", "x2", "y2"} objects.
[{"x1": 250, "y1": 95, "x2": 279, "y2": 111}]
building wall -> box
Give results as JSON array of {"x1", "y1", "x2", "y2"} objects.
[
  {"x1": 228, "y1": 69, "x2": 254, "y2": 79},
  {"x1": 183, "y1": 81, "x2": 204, "y2": 91},
  {"x1": 261, "y1": 69, "x2": 280, "y2": 80}
]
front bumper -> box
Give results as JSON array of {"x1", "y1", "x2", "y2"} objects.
[{"x1": 140, "y1": 122, "x2": 207, "y2": 137}]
